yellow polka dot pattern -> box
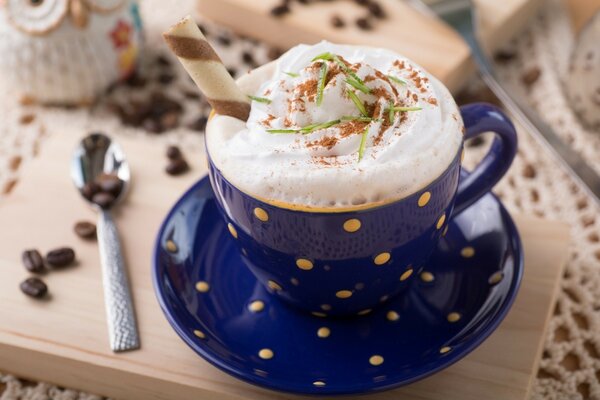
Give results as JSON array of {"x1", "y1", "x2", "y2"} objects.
[
  {"x1": 436, "y1": 213, "x2": 446, "y2": 229},
  {"x1": 313, "y1": 381, "x2": 326, "y2": 387},
  {"x1": 312, "y1": 311, "x2": 327, "y2": 317},
  {"x1": 193, "y1": 329, "x2": 205, "y2": 339},
  {"x1": 166, "y1": 240, "x2": 177, "y2": 253},
  {"x1": 335, "y1": 290, "x2": 353, "y2": 299},
  {"x1": 440, "y1": 346, "x2": 452, "y2": 354},
  {"x1": 254, "y1": 207, "x2": 269, "y2": 222},
  {"x1": 357, "y1": 309, "x2": 372, "y2": 316},
  {"x1": 227, "y1": 223, "x2": 238, "y2": 239},
  {"x1": 248, "y1": 300, "x2": 265, "y2": 312},
  {"x1": 489, "y1": 271, "x2": 504, "y2": 285},
  {"x1": 369, "y1": 355, "x2": 384, "y2": 366},
  {"x1": 343, "y1": 219, "x2": 361, "y2": 233},
  {"x1": 317, "y1": 327, "x2": 330, "y2": 338},
  {"x1": 386, "y1": 311, "x2": 400, "y2": 321},
  {"x1": 418, "y1": 192, "x2": 431, "y2": 207},
  {"x1": 296, "y1": 258, "x2": 313, "y2": 271},
  {"x1": 373, "y1": 252, "x2": 391, "y2": 266},
  {"x1": 320, "y1": 304, "x2": 332, "y2": 311},
  {"x1": 461, "y1": 246, "x2": 475, "y2": 258},
  {"x1": 447, "y1": 312, "x2": 461, "y2": 322},
  {"x1": 195, "y1": 281, "x2": 210, "y2": 293},
  {"x1": 258, "y1": 348, "x2": 274, "y2": 359},
  {"x1": 290, "y1": 277, "x2": 300, "y2": 286},
  {"x1": 399, "y1": 268, "x2": 414, "y2": 281},
  {"x1": 267, "y1": 280, "x2": 282, "y2": 291},
  {"x1": 420, "y1": 271, "x2": 435, "y2": 282}
]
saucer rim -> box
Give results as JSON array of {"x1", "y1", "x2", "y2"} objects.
[{"x1": 152, "y1": 175, "x2": 524, "y2": 396}]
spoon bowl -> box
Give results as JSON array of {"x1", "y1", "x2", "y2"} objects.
[{"x1": 71, "y1": 132, "x2": 130, "y2": 209}]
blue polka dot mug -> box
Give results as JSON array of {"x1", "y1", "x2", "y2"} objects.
[{"x1": 208, "y1": 103, "x2": 517, "y2": 316}]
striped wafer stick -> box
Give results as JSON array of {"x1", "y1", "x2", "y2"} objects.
[{"x1": 163, "y1": 16, "x2": 250, "y2": 121}]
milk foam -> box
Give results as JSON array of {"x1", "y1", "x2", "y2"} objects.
[{"x1": 206, "y1": 41, "x2": 463, "y2": 208}]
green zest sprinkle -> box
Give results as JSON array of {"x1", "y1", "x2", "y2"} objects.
[
  {"x1": 316, "y1": 62, "x2": 327, "y2": 106},
  {"x1": 348, "y1": 90, "x2": 368, "y2": 117},
  {"x1": 312, "y1": 52, "x2": 366, "y2": 87},
  {"x1": 266, "y1": 129, "x2": 299, "y2": 134},
  {"x1": 358, "y1": 125, "x2": 369, "y2": 162},
  {"x1": 247, "y1": 95, "x2": 272, "y2": 104},
  {"x1": 341, "y1": 116, "x2": 372, "y2": 122},
  {"x1": 266, "y1": 116, "x2": 373, "y2": 135},
  {"x1": 392, "y1": 106, "x2": 422, "y2": 112},
  {"x1": 345, "y1": 77, "x2": 371, "y2": 94},
  {"x1": 284, "y1": 71, "x2": 300, "y2": 78},
  {"x1": 388, "y1": 100, "x2": 395, "y2": 124},
  {"x1": 387, "y1": 75, "x2": 406, "y2": 85}
]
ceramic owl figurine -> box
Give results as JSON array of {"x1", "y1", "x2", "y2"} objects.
[{"x1": 0, "y1": 0, "x2": 143, "y2": 105}]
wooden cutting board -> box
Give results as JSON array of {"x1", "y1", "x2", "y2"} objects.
[
  {"x1": 0, "y1": 130, "x2": 568, "y2": 400},
  {"x1": 196, "y1": 0, "x2": 543, "y2": 92}
]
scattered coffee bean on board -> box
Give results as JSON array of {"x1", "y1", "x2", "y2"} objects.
[
  {"x1": 74, "y1": 221, "x2": 97, "y2": 240},
  {"x1": 166, "y1": 158, "x2": 190, "y2": 176},
  {"x1": 20, "y1": 277, "x2": 48, "y2": 298},
  {"x1": 270, "y1": 4, "x2": 290, "y2": 17},
  {"x1": 22, "y1": 249, "x2": 45, "y2": 274},
  {"x1": 331, "y1": 15, "x2": 345, "y2": 28},
  {"x1": 521, "y1": 67, "x2": 541, "y2": 86},
  {"x1": 368, "y1": 2, "x2": 386, "y2": 18},
  {"x1": 46, "y1": 247, "x2": 76, "y2": 268},
  {"x1": 356, "y1": 17, "x2": 373, "y2": 30},
  {"x1": 92, "y1": 192, "x2": 116, "y2": 209},
  {"x1": 82, "y1": 182, "x2": 100, "y2": 200},
  {"x1": 166, "y1": 145, "x2": 183, "y2": 160}
]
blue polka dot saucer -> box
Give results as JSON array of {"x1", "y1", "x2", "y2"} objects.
[{"x1": 152, "y1": 176, "x2": 523, "y2": 396}]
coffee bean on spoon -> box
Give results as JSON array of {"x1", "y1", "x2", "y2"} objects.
[
  {"x1": 166, "y1": 145, "x2": 183, "y2": 160},
  {"x1": 81, "y1": 181, "x2": 100, "y2": 200},
  {"x1": 22, "y1": 249, "x2": 45, "y2": 274},
  {"x1": 96, "y1": 173, "x2": 122, "y2": 196},
  {"x1": 74, "y1": 221, "x2": 97, "y2": 240},
  {"x1": 166, "y1": 158, "x2": 190, "y2": 176},
  {"x1": 92, "y1": 192, "x2": 116, "y2": 209},
  {"x1": 20, "y1": 277, "x2": 48, "y2": 299},
  {"x1": 46, "y1": 247, "x2": 76, "y2": 268}
]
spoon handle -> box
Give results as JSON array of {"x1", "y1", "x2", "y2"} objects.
[{"x1": 97, "y1": 210, "x2": 140, "y2": 352}]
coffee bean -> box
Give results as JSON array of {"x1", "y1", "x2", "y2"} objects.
[
  {"x1": 521, "y1": 67, "x2": 541, "y2": 86},
  {"x1": 74, "y1": 221, "x2": 97, "y2": 240},
  {"x1": 166, "y1": 158, "x2": 190, "y2": 176},
  {"x1": 368, "y1": 2, "x2": 385, "y2": 18},
  {"x1": 356, "y1": 17, "x2": 373, "y2": 30},
  {"x1": 22, "y1": 249, "x2": 45, "y2": 274},
  {"x1": 467, "y1": 136, "x2": 485, "y2": 148},
  {"x1": 216, "y1": 35, "x2": 231, "y2": 46},
  {"x1": 158, "y1": 73, "x2": 175, "y2": 85},
  {"x1": 166, "y1": 145, "x2": 183, "y2": 160},
  {"x1": 354, "y1": 0, "x2": 369, "y2": 5},
  {"x1": 188, "y1": 116, "x2": 208, "y2": 132},
  {"x1": 20, "y1": 277, "x2": 48, "y2": 298},
  {"x1": 82, "y1": 182, "x2": 100, "y2": 200},
  {"x1": 270, "y1": 4, "x2": 290, "y2": 17},
  {"x1": 160, "y1": 111, "x2": 180, "y2": 131},
  {"x1": 46, "y1": 247, "x2": 75, "y2": 267},
  {"x1": 92, "y1": 192, "x2": 116, "y2": 209},
  {"x1": 331, "y1": 15, "x2": 345, "y2": 28},
  {"x1": 125, "y1": 72, "x2": 147, "y2": 88},
  {"x1": 142, "y1": 117, "x2": 164, "y2": 134},
  {"x1": 183, "y1": 90, "x2": 201, "y2": 100},
  {"x1": 267, "y1": 47, "x2": 284, "y2": 61},
  {"x1": 242, "y1": 51, "x2": 256, "y2": 66},
  {"x1": 156, "y1": 54, "x2": 171, "y2": 67},
  {"x1": 494, "y1": 50, "x2": 516, "y2": 64},
  {"x1": 96, "y1": 173, "x2": 122, "y2": 194}
]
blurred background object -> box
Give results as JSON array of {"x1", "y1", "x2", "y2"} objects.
[{"x1": 0, "y1": 0, "x2": 143, "y2": 105}]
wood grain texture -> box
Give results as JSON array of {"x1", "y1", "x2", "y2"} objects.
[
  {"x1": 0, "y1": 130, "x2": 569, "y2": 400},
  {"x1": 196, "y1": 0, "x2": 543, "y2": 92}
]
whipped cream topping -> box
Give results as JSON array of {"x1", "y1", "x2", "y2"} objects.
[{"x1": 206, "y1": 41, "x2": 464, "y2": 208}]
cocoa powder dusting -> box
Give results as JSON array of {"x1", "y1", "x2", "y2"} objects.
[
  {"x1": 339, "y1": 120, "x2": 369, "y2": 138},
  {"x1": 261, "y1": 114, "x2": 276, "y2": 127},
  {"x1": 307, "y1": 136, "x2": 339, "y2": 150},
  {"x1": 297, "y1": 79, "x2": 318, "y2": 102},
  {"x1": 427, "y1": 97, "x2": 438, "y2": 105}
]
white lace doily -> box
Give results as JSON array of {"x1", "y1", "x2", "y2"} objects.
[{"x1": 1, "y1": 0, "x2": 599, "y2": 399}]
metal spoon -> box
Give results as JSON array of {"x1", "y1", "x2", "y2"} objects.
[{"x1": 71, "y1": 132, "x2": 140, "y2": 352}]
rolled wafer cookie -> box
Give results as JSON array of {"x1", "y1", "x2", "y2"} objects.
[{"x1": 163, "y1": 16, "x2": 250, "y2": 121}]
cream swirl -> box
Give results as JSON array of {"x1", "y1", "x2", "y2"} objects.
[{"x1": 206, "y1": 41, "x2": 464, "y2": 208}]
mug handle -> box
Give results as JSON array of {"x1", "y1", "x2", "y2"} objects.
[{"x1": 453, "y1": 103, "x2": 518, "y2": 215}]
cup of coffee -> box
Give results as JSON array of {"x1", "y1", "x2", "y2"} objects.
[{"x1": 205, "y1": 42, "x2": 517, "y2": 316}]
